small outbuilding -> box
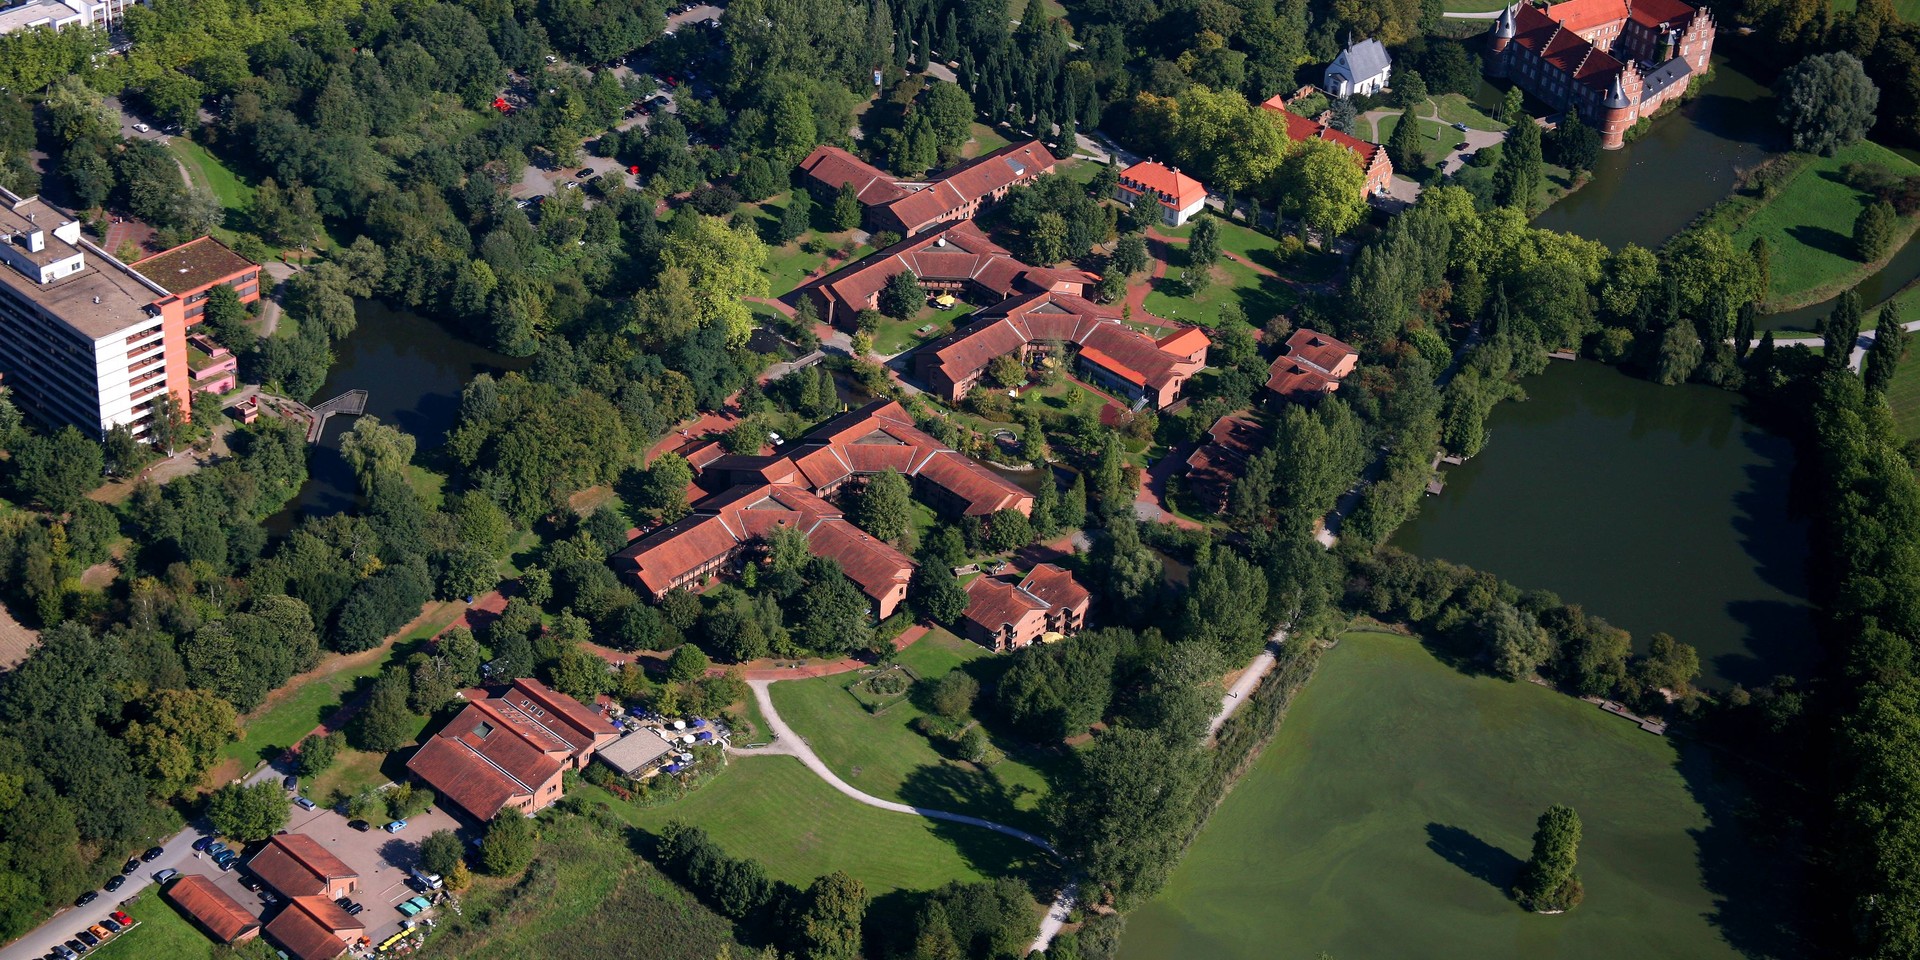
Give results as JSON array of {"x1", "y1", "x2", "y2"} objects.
[
  {"x1": 596, "y1": 730, "x2": 677, "y2": 779},
  {"x1": 1324, "y1": 37, "x2": 1392, "y2": 97},
  {"x1": 165, "y1": 874, "x2": 262, "y2": 945}
]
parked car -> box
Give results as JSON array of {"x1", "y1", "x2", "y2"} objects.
[
  {"x1": 87, "y1": 924, "x2": 111, "y2": 941},
  {"x1": 206, "y1": 842, "x2": 229, "y2": 858},
  {"x1": 121, "y1": 858, "x2": 139, "y2": 874},
  {"x1": 53, "y1": 944, "x2": 77, "y2": 960},
  {"x1": 63, "y1": 939, "x2": 86, "y2": 955},
  {"x1": 347, "y1": 820, "x2": 371, "y2": 833},
  {"x1": 141, "y1": 846, "x2": 164, "y2": 862},
  {"x1": 131, "y1": 122, "x2": 149, "y2": 133},
  {"x1": 384, "y1": 820, "x2": 408, "y2": 834},
  {"x1": 294, "y1": 796, "x2": 316, "y2": 811},
  {"x1": 563, "y1": 180, "x2": 579, "y2": 190},
  {"x1": 110, "y1": 911, "x2": 131, "y2": 927},
  {"x1": 345, "y1": 902, "x2": 364, "y2": 916},
  {"x1": 191, "y1": 837, "x2": 213, "y2": 852},
  {"x1": 260, "y1": 890, "x2": 279, "y2": 905},
  {"x1": 239, "y1": 875, "x2": 262, "y2": 892},
  {"x1": 153, "y1": 868, "x2": 178, "y2": 883},
  {"x1": 74, "y1": 892, "x2": 97, "y2": 907},
  {"x1": 282, "y1": 775, "x2": 298, "y2": 790},
  {"x1": 104, "y1": 875, "x2": 124, "y2": 892},
  {"x1": 75, "y1": 930, "x2": 98, "y2": 947},
  {"x1": 99, "y1": 919, "x2": 120, "y2": 934},
  {"x1": 1452, "y1": 121, "x2": 1469, "y2": 132}
]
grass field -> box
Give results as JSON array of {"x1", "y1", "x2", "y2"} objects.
[
  {"x1": 1119, "y1": 631, "x2": 1797, "y2": 960},
  {"x1": 110, "y1": 891, "x2": 225, "y2": 960},
  {"x1": 769, "y1": 628, "x2": 1064, "y2": 834},
  {"x1": 1703, "y1": 140, "x2": 1920, "y2": 308},
  {"x1": 1444, "y1": 0, "x2": 1515, "y2": 11},
  {"x1": 166, "y1": 138, "x2": 253, "y2": 231},
  {"x1": 1829, "y1": 0, "x2": 1920, "y2": 20},
  {"x1": 1884, "y1": 311, "x2": 1920, "y2": 439},
  {"x1": 1143, "y1": 257, "x2": 1300, "y2": 328},
  {"x1": 595, "y1": 755, "x2": 1046, "y2": 896},
  {"x1": 418, "y1": 812, "x2": 747, "y2": 960},
  {"x1": 871, "y1": 300, "x2": 975, "y2": 356},
  {"x1": 217, "y1": 602, "x2": 463, "y2": 769}
]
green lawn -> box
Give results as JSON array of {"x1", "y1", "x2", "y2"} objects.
[
  {"x1": 1143, "y1": 257, "x2": 1300, "y2": 328},
  {"x1": 110, "y1": 890, "x2": 225, "y2": 960},
  {"x1": 967, "y1": 122, "x2": 1011, "y2": 158},
  {"x1": 1884, "y1": 320, "x2": 1920, "y2": 440},
  {"x1": 1152, "y1": 214, "x2": 1337, "y2": 282},
  {"x1": 218, "y1": 604, "x2": 461, "y2": 768},
  {"x1": 1829, "y1": 0, "x2": 1920, "y2": 20},
  {"x1": 871, "y1": 301, "x2": 975, "y2": 356},
  {"x1": 166, "y1": 138, "x2": 253, "y2": 225},
  {"x1": 1444, "y1": 0, "x2": 1516, "y2": 10},
  {"x1": 1119, "y1": 631, "x2": 1794, "y2": 960},
  {"x1": 752, "y1": 191, "x2": 875, "y2": 294},
  {"x1": 598, "y1": 755, "x2": 1046, "y2": 895},
  {"x1": 418, "y1": 812, "x2": 746, "y2": 960},
  {"x1": 769, "y1": 628, "x2": 1064, "y2": 834},
  {"x1": 1703, "y1": 140, "x2": 1920, "y2": 309}
]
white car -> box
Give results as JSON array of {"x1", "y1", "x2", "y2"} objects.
[{"x1": 132, "y1": 122, "x2": 150, "y2": 133}]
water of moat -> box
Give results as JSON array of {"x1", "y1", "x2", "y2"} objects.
[
  {"x1": 1519, "y1": 57, "x2": 1920, "y2": 329},
  {"x1": 273, "y1": 301, "x2": 525, "y2": 523},
  {"x1": 1391, "y1": 362, "x2": 1813, "y2": 690}
]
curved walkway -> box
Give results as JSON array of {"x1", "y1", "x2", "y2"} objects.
[{"x1": 732, "y1": 676, "x2": 1077, "y2": 952}]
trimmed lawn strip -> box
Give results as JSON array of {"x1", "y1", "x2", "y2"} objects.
[
  {"x1": 598, "y1": 756, "x2": 1044, "y2": 895},
  {"x1": 113, "y1": 889, "x2": 221, "y2": 960},
  {"x1": 418, "y1": 813, "x2": 746, "y2": 960},
  {"x1": 1121, "y1": 630, "x2": 1785, "y2": 960},
  {"x1": 769, "y1": 627, "x2": 1063, "y2": 834},
  {"x1": 1704, "y1": 140, "x2": 1920, "y2": 309}
]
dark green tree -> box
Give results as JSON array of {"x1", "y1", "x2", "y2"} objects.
[
  {"x1": 852, "y1": 469, "x2": 912, "y2": 543},
  {"x1": 1866, "y1": 300, "x2": 1909, "y2": 395},
  {"x1": 832, "y1": 182, "x2": 863, "y2": 231},
  {"x1": 11, "y1": 425, "x2": 103, "y2": 511},
  {"x1": 480, "y1": 806, "x2": 536, "y2": 875},
  {"x1": 879, "y1": 270, "x2": 927, "y2": 319},
  {"x1": 796, "y1": 871, "x2": 867, "y2": 960},
  {"x1": 780, "y1": 185, "x2": 815, "y2": 243},
  {"x1": 910, "y1": 563, "x2": 969, "y2": 624},
  {"x1": 1513, "y1": 804, "x2": 1584, "y2": 913},
  {"x1": 1187, "y1": 214, "x2": 1221, "y2": 272},
  {"x1": 419, "y1": 829, "x2": 465, "y2": 877},
  {"x1": 1386, "y1": 105, "x2": 1423, "y2": 174},
  {"x1": 1492, "y1": 115, "x2": 1542, "y2": 213},
  {"x1": 351, "y1": 667, "x2": 417, "y2": 752},
  {"x1": 1824, "y1": 287, "x2": 1865, "y2": 373},
  {"x1": 1775, "y1": 52, "x2": 1880, "y2": 156},
  {"x1": 205, "y1": 781, "x2": 289, "y2": 842},
  {"x1": 1855, "y1": 200, "x2": 1899, "y2": 261},
  {"x1": 296, "y1": 731, "x2": 344, "y2": 777}
]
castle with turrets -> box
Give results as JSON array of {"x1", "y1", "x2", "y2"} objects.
[{"x1": 1488, "y1": 0, "x2": 1715, "y2": 149}]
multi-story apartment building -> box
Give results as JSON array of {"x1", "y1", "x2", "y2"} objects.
[
  {"x1": 0, "y1": 187, "x2": 257, "y2": 439},
  {"x1": 0, "y1": 0, "x2": 137, "y2": 35}
]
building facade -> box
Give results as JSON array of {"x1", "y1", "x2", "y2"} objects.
[
  {"x1": 406, "y1": 678, "x2": 618, "y2": 821},
  {"x1": 1324, "y1": 37, "x2": 1392, "y2": 97},
  {"x1": 1488, "y1": 0, "x2": 1715, "y2": 149},
  {"x1": 1260, "y1": 96, "x2": 1395, "y2": 197},
  {"x1": 959, "y1": 564, "x2": 1092, "y2": 652},
  {"x1": 0, "y1": 0, "x2": 136, "y2": 35},
  {"x1": 0, "y1": 188, "x2": 257, "y2": 439},
  {"x1": 799, "y1": 140, "x2": 1057, "y2": 236},
  {"x1": 1114, "y1": 161, "x2": 1207, "y2": 226}
]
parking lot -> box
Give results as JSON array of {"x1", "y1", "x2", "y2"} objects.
[{"x1": 277, "y1": 797, "x2": 468, "y2": 946}]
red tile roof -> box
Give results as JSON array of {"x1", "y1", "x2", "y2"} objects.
[
  {"x1": 1156, "y1": 327, "x2": 1211, "y2": 358},
  {"x1": 247, "y1": 835, "x2": 357, "y2": 900},
  {"x1": 406, "y1": 681, "x2": 610, "y2": 820},
  {"x1": 1267, "y1": 328, "x2": 1359, "y2": 399},
  {"x1": 798, "y1": 144, "x2": 909, "y2": 205},
  {"x1": 614, "y1": 481, "x2": 915, "y2": 611},
  {"x1": 1510, "y1": 3, "x2": 1624, "y2": 90},
  {"x1": 1262, "y1": 97, "x2": 1388, "y2": 171},
  {"x1": 1626, "y1": 0, "x2": 1700, "y2": 28},
  {"x1": 962, "y1": 563, "x2": 1090, "y2": 633},
  {"x1": 264, "y1": 896, "x2": 363, "y2": 960},
  {"x1": 919, "y1": 291, "x2": 1207, "y2": 398},
  {"x1": 1118, "y1": 161, "x2": 1207, "y2": 209},
  {"x1": 1184, "y1": 413, "x2": 1270, "y2": 511},
  {"x1": 880, "y1": 140, "x2": 1056, "y2": 232},
  {"x1": 167, "y1": 875, "x2": 261, "y2": 943},
  {"x1": 1545, "y1": 0, "x2": 1628, "y2": 33},
  {"x1": 1283, "y1": 328, "x2": 1358, "y2": 375}
]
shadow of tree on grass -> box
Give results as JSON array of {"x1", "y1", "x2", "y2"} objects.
[{"x1": 1425, "y1": 822, "x2": 1521, "y2": 897}]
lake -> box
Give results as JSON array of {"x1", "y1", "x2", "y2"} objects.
[
  {"x1": 1391, "y1": 362, "x2": 1813, "y2": 689},
  {"x1": 276, "y1": 301, "x2": 525, "y2": 520}
]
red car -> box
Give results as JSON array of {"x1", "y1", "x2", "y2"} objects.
[
  {"x1": 110, "y1": 911, "x2": 131, "y2": 927},
  {"x1": 665, "y1": 75, "x2": 678, "y2": 87}
]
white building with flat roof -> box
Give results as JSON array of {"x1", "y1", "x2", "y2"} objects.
[{"x1": 0, "y1": 0, "x2": 136, "y2": 35}]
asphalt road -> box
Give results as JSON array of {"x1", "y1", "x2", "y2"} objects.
[{"x1": 0, "y1": 761, "x2": 289, "y2": 960}]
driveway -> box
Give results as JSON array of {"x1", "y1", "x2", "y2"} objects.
[{"x1": 279, "y1": 799, "x2": 467, "y2": 947}]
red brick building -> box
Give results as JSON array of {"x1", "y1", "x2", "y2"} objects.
[
  {"x1": 1259, "y1": 96, "x2": 1395, "y2": 198},
  {"x1": 795, "y1": 220, "x2": 1095, "y2": 330},
  {"x1": 699, "y1": 399, "x2": 1034, "y2": 519},
  {"x1": 916, "y1": 291, "x2": 1209, "y2": 409},
  {"x1": 799, "y1": 140, "x2": 1057, "y2": 236},
  {"x1": 246, "y1": 834, "x2": 359, "y2": 901},
  {"x1": 1266, "y1": 328, "x2": 1359, "y2": 404},
  {"x1": 1184, "y1": 413, "x2": 1271, "y2": 514},
  {"x1": 959, "y1": 564, "x2": 1092, "y2": 652},
  {"x1": 405, "y1": 678, "x2": 618, "y2": 821},
  {"x1": 611, "y1": 482, "x2": 917, "y2": 617},
  {"x1": 263, "y1": 896, "x2": 364, "y2": 960},
  {"x1": 1487, "y1": 0, "x2": 1716, "y2": 149}
]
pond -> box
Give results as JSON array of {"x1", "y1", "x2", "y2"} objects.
[
  {"x1": 275, "y1": 301, "x2": 526, "y2": 521},
  {"x1": 1530, "y1": 59, "x2": 1776, "y2": 250},
  {"x1": 1390, "y1": 362, "x2": 1813, "y2": 690}
]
